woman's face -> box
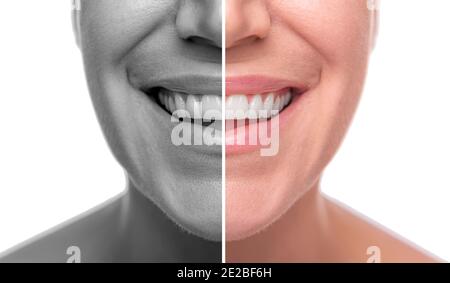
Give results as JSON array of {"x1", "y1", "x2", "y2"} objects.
[
  {"x1": 76, "y1": 0, "x2": 222, "y2": 240},
  {"x1": 226, "y1": 0, "x2": 376, "y2": 240}
]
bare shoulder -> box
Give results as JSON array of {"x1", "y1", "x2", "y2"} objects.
[
  {"x1": 323, "y1": 195, "x2": 442, "y2": 263},
  {"x1": 0, "y1": 193, "x2": 124, "y2": 263}
]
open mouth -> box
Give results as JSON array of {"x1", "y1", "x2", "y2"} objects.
[
  {"x1": 127, "y1": 66, "x2": 223, "y2": 149},
  {"x1": 143, "y1": 87, "x2": 222, "y2": 127},
  {"x1": 225, "y1": 88, "x2": 295, "y2": 121},
  {"x1": 224, "y1": 75, "x2": 308, "y2": 128},
  {"x1": 224, "y1": 87, "x2": 303, "y2": 154},
  {"x1": 225, "y1": 76, "x2": 309, "y2": 154},
  {"x1": 145, "y1": 87, "x2": 297, "y2": 126},
  {"x1": 133, "y1": 73, "x2": 307, "y2": 153}
]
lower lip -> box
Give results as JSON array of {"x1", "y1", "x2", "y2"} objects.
[{"x1": 225, "y1": 89, "x2": 308, "y2": 155}]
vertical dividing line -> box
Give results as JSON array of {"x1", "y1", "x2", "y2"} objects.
[{"x1": 221, "y1": 0, "x2": 226, "y2": 264}]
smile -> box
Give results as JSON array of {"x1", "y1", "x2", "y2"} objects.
[
  {"x1": 225, "y1": 76, "x2": 308, "y2": 155},
  {"x1": 156, "y1": 88, "x2": 222, "y2": 121},
  {"x1": 225, "y1": 88, "x2": 293, "y2": 120}
]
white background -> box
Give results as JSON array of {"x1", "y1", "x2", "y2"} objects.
[
  {"x1": 322, "y1": 0, "x2": 450, "y2": 261},
  {"x1": 0, "y1": 0, "x2": 449, "y2": 261},
  {"x1": 0, "y1": 0, "x2": 125, "y2": 255}
]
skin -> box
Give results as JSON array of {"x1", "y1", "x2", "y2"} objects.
[
  {"x1": 0, "y1": 0, "x2": 222, "y2": 262},
  {"x1": 226, "y1": 0, "x2": 439, "y2": 262}
]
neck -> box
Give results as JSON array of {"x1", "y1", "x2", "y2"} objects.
[
  {"x1": 117, "y1": 177, "x2": 221, "y2": 262},
  {"x1": 226, "y1": 182, "x2": 331, "y2": 262}
]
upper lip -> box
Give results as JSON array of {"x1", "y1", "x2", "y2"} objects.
[
  {"x1": 226, "y1": 75, "x2": 308, "y2": 96},
  {"x1": 129, "y1": 69, "x2": 222, "y2": 96}
]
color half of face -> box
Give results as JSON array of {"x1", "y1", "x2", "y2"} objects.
[
  {"x1": 77, "y1": 0, "x2": 222, "y2": 241},
  {"x1": 226, "y1": 0, "x2": 377, "y2": 241}
]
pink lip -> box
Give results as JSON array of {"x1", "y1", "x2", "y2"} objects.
[
  {"x1": 225, "y1": 76, "x2": 309, "y2": 155},
  {"x1": 226, "y1": 75, "x2": 306, "y2": 95}
]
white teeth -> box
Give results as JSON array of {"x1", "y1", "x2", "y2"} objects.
[
  {"x1": 226, "y1": 95, "x2": 248, "y2": 119},
  {"x1": 164, "y1": 94, "x2": 170, "y2": 109},
  {"x1": 157, "y1": 89, "x2": 222, "y2": 120},
  {"x1": 168, "y1": 96, "x2": 176, "y2": 113},
  {"x1": 248, "y1": 95, "x2": 263, "y2": 119},
  {"x1": 273, "y1": 96, "x2": 281, "y2": 112},
  {"x1": 174, "y1": 93, "x2": 185, "y2": 110},
  {"x1": 156, "y1": 89, "x2": 293, "y2": 121},
  {"x1": 225, "y1": 91, "x2": 293, "y2": 120},
  {"x1": 282, "y1": 91, "x2": 292, "y2": 107},
  {"x1": 201, "y1": 95, "x2": 221, "y2": 119},
  {"x1": 186, "y1": 95, "x2": 202, "y2": 119},
  {"x1": 263, "y1": 94, "x2": 274, "y2": 119}
]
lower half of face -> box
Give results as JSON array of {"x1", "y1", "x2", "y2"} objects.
[
  {"x1": 80, "y1": 0, "x2": 222, "y2": 241},
  {"x1": 225, "y1": 0, "x2": 373, "y2": 241}
]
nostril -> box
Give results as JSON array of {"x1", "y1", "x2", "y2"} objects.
[
  {"x1": 175, "y1": 0, "x2": 222, "y2": 48},
  {"x1": 227, "y1": 35, "x2": 260, "y2": 49},
  {"x1": 186, "y1": 36, "x2": 218, "y2": 47}
]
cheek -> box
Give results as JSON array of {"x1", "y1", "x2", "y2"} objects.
[
  {"x1": 80, "y1": 0, "x2": 176, "y2": 63},
  {"x1": 272, "y1": 2, "x2": 372, "y2": 191},
  {"x1": 272, "y1": 0, "x2": 372, "y2": 65},
  {"x1": 316, "y1": 66, "x2": 368, "y2": 160},
  {"x1": 281, "y1": 1, "x2": 371, "y2": 147}
]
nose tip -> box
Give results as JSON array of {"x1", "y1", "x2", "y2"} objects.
[
  {"x1": 176, "y1": 0, "x2": 222, "y2": 48},
  {"x1": 226, "y1": 0, "x2": 271, "y2": 49}
]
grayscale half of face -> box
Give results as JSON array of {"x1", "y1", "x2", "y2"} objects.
[{"x1": 76, "y1": 0, "x2": 222, "y2": 241}]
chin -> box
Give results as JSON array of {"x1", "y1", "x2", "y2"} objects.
[
  {"x1": 226, "y1": 217, "x2": 265, "y2": 242},
  {"x1": 225, "y1": 153, "x2": 322, "y2": 242},
  {"x1": 225, "y1": 178, "x2": 296, "y2": 242},
  {"x1": 166, "y1": 203, "x2": 223, "y2": 242},
  {"x1": 136, "y1": 179, "x2": 223, "y2": 242}
]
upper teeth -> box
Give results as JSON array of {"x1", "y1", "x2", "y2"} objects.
[
  {"x1": 225, "y1": 91, "x2": 292, "y2": 120},
  {"x1": 157, "y1": 89, "x2": 292, "y2": 121},
  {"x1": 158, "y1": 89, "x2": 221, "y2": 120}
]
